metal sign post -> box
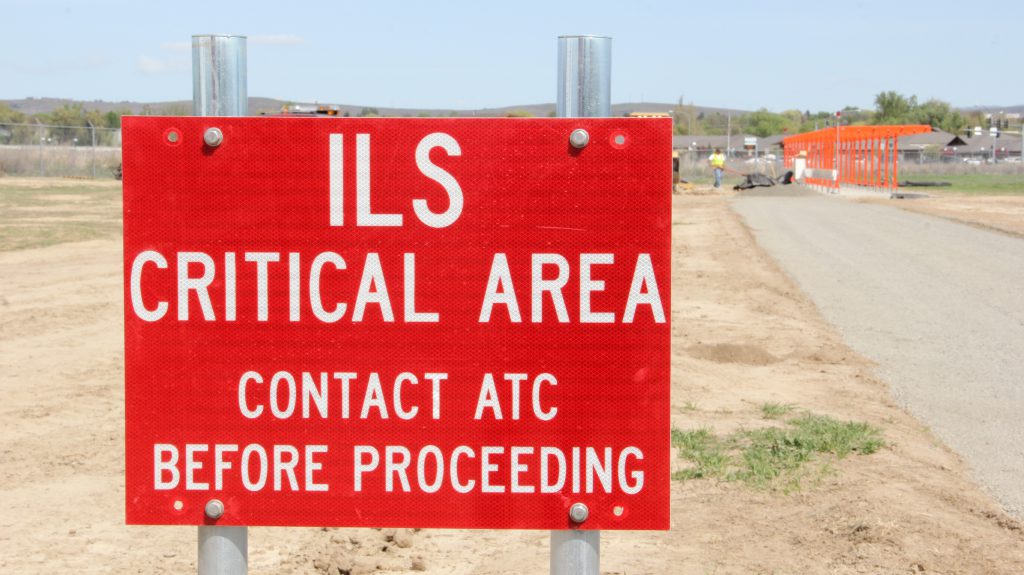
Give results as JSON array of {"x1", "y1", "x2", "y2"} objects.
[
  {"x1": 557, "y1": 35, "x2": 611, "y2": 118},
  {"x1": 552, "y1": 34, "x2": 609, "y2": 575},
  {"x1": 192, "y1": 34, "x2": 248, "y2": 117},
  {"x1": 192, "y1": 33, "x2": 248, "y2": 575}
]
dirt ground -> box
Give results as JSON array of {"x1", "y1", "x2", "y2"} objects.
[
  {"x1": 1, "y1": 178, "x2": 1023, "y2": 574},
  {"x1": 859, "y1": 193, "x2": 1024, "y2": 238}
]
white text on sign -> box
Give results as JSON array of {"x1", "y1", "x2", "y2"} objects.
[
  {"x1": 129, "y1": 251, "x2": 664, "y2": 324},
  {"x1": 329, "y1": 132, "x2": 463, "y2": 228}
]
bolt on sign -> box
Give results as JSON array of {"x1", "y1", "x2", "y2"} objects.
[{"x1": 123, "y1": 117, "x2": 671, "y2": 530}]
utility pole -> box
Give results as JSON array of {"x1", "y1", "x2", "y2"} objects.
[
  {"x1": 726, "y1": 114, "x2": 731, "y2": 158},
  {"x1": 676, "y1": 95, "x2": 684, "y2": 134},
  {"x1": 37, "y1": 119, "x2": 44, "y2": 177},
  {"x1": 88, "y1": 121, "x2": 97, "y2": 179}
]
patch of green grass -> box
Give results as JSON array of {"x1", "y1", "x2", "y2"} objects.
[
  {"x1": 731, "y1": 426, "x2": 813, "y2": 489},
  {"x1": 785, "y1": 414, "x2": 884, "y2": 457},
  {"x1": 671, "y1": 412, "x2": 884, "y2": 491},
  {"x1": 899, "y1": 172, "x2": 1024, "y2": 195},
  {"x1": 760, "y1": 402, "x2": 795, "y2": 420},
  {"x1": 671, "y1": 428, "x2": 729, "y2": 480}
]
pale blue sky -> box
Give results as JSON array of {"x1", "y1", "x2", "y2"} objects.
[{"x1": 2, "y1": 0, "x2": 1021, "y2": 112}]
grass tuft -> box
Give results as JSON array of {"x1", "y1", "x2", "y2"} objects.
[
  {"x1": 671, "y1": 411, "x2": 884, "y2": 491},
  {"x1": 671, "y1": 428, "x2": 728, "y2": 480},
  {"x1": 760, "y1": 402, "x2": 795, "y2": 419}
]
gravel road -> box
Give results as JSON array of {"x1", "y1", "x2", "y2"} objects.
[{"x1": 732, "y1": 189, "x2": 1024, "y2": 520}]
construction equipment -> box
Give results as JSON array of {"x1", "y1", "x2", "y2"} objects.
[{"x1": 279, "y1": 104, "x2": 342, "y2": 116}]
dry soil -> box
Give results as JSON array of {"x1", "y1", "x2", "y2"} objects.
[{"x1": 1, "y1": 179, "x2": 1022, "y2": 574}]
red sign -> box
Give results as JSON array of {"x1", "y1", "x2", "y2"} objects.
[{"x1": 123, "y1": 117, "x2": 671, "y2": 530}]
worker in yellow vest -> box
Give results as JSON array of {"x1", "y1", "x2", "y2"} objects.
[{"x1": 708, "y1": 148, "x2": 726, "y2": 189}]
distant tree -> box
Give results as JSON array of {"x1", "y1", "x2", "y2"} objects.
[
  {"x1": 873, "y1": 91, "x2": 917, "y2": 124},
  {"x1": 797, "y1": 111, "x2": 834, "y2": 133},
  {"x1": 912, "y1": 99, "x2": 965, "y2": 133},
  {"x1": 104, "y1": 111, "x2": 120, "y2": 129},
  {"x1": 873, "y1": 92, "x2": 965, "y2": 132},
  {"x1": 504, "y1": 110, "x2": 534, "y2": 118},
  {"x1": 77, "y1": 109, "x2": 120, "y2": 145},
  {"x1": 700, "y1": 112, "x2": 728, "y2": 135},
  {"x1": 157, "y1": 103, "x2": 190, "y2": 116},
  {"x1": 962, "y1": 110, "x2": 986, "y2": 134},
  {"x1": 837, "y1": 106, "x2": 872, "y2": 126},
  {"x1": 0, "y1": 102, "x2": 26, "y2": 124},
  {"x1": 102, "y1": 108, "x2": 132, "y2": 129},
  {"x1": 41, "y1": 104, "x2": 90, "y2": 144},
  {"x1": 0, "y1": 103, "x2": 31, "y2": 144},
  {"x1": 359, "y1": 107, "x2": 380, "y2": 117},
  {"x1": 741, "y1": 108, "x2": 787, "y2": 137},
  {"x1": 780, "y1": 110, "x2": 804, "y2": 133},
  {"x1": 781, "y1": 109, "x2": 803, "y2": 123},
  {"x1": 673, "y1": 100, "x2": 699, "y2": 135}
]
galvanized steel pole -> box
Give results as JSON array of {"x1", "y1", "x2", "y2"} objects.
[
  {"x1": 192, "y1": 34, "x2": 248, "y2": 116},
  {"x1": 552, "y1": 33, "x2": 608, "y2": 575},
  {"x1": 198, "y1": 518, "x2": 247, "y2": 575},
  {"x1": 192, "y1": 33, "x2": 248, "y2": 575},
  {"x1": 556, "y1": 35, "x2": 611, "y2": 118}
]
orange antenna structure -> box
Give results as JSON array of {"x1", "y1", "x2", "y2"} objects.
[{"x1": 784, "y1": 124, "x2": 932, "y2": 194}]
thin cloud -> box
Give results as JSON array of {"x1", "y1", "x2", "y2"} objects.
[
  {"x1": 141, "y1": 35, "x2": 301, "y2": 75},
  {"x1": 0, "y1": 55, "x2": 110, "y2": 75},
  {"x1": 249, "y1": 34, "x2": 304, "y2": 46},
  {"x1": 137, "y1": 55, "x2": 188, "y2": 75},
  {"x1": 158, "y1": 35, "x2": 303, "y2": 54},
  {"x1": 161, "y1": 41, "x2": 191, "y2": 52}
]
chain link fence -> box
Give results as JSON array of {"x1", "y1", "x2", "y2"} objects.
[
  {"x1": 0, "y1": 122, "x2": 122, "y2": 178},
  {"x1": 676, "y1": 148, "x2": 785, "y2": 186}
]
